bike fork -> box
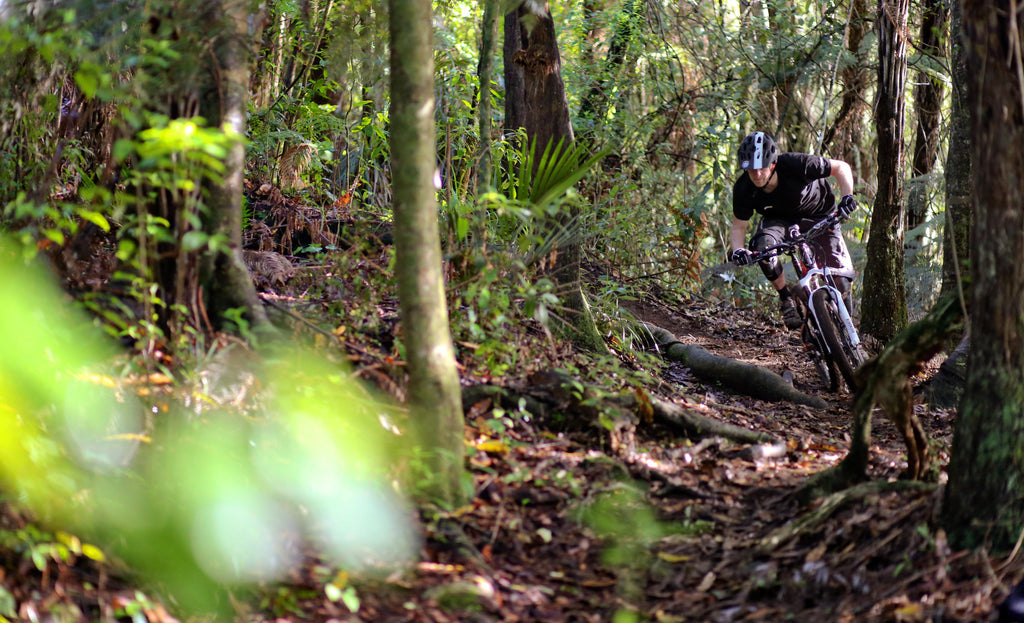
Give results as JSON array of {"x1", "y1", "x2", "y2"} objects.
[{"x1": 800, "y1": 270, "x2": 862, "y2": 351}]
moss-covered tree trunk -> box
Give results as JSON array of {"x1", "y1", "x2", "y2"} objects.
[
  {"x1": 199, "y1": 0, "x2": 270, "y2": 334},
  {"x1": 940, "y1": 0, "x2": 972, "y2": 301},
  {"x1": 941, "y1": 0, "x2": 1024, "y2": 552},
  {"x1": 860, "y1": 0, "x2": 909, "y2": 344},
  {"x1": 476, "y1": 0, "x2": 499, "y2": 191},
  {"x1": 389, "y1": 0, "x2": 465, "y2": 505}
]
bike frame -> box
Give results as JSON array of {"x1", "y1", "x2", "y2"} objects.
[
  {"x1": 788, "y1": 223, "x2": 862, "y2": 355},
  {"x1": 736, "y1": 210, "x2": 865, "y2": 391}
]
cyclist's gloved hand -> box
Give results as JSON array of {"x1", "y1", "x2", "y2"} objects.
[
  {"x1": 730, "y1": 248, "x2": 753, "y2": 266},
  {"x1": 838, "y1": 194, "x2": 857, "y2": 220}
]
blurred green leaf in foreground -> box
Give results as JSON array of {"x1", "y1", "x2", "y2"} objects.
[{"x1": 0, "y1": 238, "x2": 418, "y2": 616}]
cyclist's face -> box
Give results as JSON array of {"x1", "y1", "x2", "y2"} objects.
[{"x1": 747, "y1": 163, "x2": 775, "y2": 188}]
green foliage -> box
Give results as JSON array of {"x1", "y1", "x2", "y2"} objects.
[
  {"x1": 105, "y1": 114, "x2": 240, "y2": 348},
  {"x1": 0, "y1": 9, "x2": 86, "y2": 204},
  {"x1": 112, "y1": 591, "x2": 158, "y2": 622},
  {"x1": 576, "y1": 481, "x2": 666, "y2": 601},
  {"x1": 0, "y1": 241, "x2": 418, "y2": 617},
  {"x1": 439, "y1": 134, "x2": 612, "y2": 376},
  {"x1": 518, "y1": 138, "x2": 612, "y2": 208},
  {"x1": 0, "y1": 525, "x2": 105, "y2": 575},
  {"x1": 0, "y1": 0, "x2": 958, "y2": 614}
]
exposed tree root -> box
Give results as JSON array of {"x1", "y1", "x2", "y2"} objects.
[
  {"x1": 462, "y1": 370, "x2": 782, "y2": 451},
  {"x1": 798, "y1": 291, "x2": 965, "y2": 503},
  {"x1": 611, "y1": 390, "x2": 779, "y2": 446},
  {"x1": 759, "y1": 480, "x2": 936, "y2": 554}
]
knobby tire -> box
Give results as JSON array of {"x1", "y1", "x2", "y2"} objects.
[
  {"x1": 793, "y1": 285, "x2": 837, "y2": 392},
  {"x1": 811, "y1": 289, "x2": 865, "y2": 392},
  {"x1": 803, "y1": 323, "x2": 838, "y2": 393}
]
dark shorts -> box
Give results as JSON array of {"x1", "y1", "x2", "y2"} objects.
[{"x1": 749, "y1": 216, "x2": 855, "y2": 282}]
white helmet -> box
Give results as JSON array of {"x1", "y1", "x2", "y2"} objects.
[{"x1": 738, "y1": 131, "x2": 778, "y2": 170}]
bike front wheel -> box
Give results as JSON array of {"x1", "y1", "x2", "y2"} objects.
[
  {"x1": 811, "y1": 289, "x2": 867, "y2": 392},
  {"x1": 802, "y1": 323, "x2": 839, "y2": 392}
]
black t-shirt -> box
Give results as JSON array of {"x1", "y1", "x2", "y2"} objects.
[{"x1": 732, "y1": 153, "x2": 836, "y2": 222}]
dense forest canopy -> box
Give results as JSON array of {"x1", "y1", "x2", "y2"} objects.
[{"x1": 0, "y1": 0, "x2": 952, "y2": 323}]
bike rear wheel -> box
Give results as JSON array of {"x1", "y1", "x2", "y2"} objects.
[{"x1": 811, "y1": 289, "x2": 867, "y2": 392}]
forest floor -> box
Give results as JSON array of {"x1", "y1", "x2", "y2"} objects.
[{"x1": 3, "y1": 199, "x2": 1022, "y2": 623}]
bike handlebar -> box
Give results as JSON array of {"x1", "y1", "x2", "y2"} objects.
[{"x1": 732, "y1": 210, "x2": 844, "y2": 265}]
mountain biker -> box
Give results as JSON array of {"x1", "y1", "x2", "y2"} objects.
[{"x1": 729, "y1": 131, "x2": 858, "y2": 330}]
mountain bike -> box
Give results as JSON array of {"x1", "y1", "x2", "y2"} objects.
[{"x1": 734, "y1": 210, "x2": 868, "y2": 393}]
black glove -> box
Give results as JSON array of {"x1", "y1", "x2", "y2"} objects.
[
  {"x1": 730, "y1": 248, "x2": 753, "y2": 266},
  {"x1": 838, "y1": 194, "x2": 857, "y2": 219}
]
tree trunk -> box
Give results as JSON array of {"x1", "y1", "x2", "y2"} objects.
[
  {"x1": 904, "y1": 0, "x2": 947, "y2": 240},
  {"x1": 508, "y1": 2, "x2": 607, "y2": 353},
  {"x1": 922, "y1": 330, "x2": 969, "y2": 409},
  {"x1": 798, "y1": 291, "x2": 963, "y2": 502},
  {"x1": 389, "y1": 0, "x2": 465, "y2": 506},
  {"x1": 820, "y1": 0, "x2": 871, "y2": 171},
  {"x1": 512, "y1": 4, "x2": 574, "y2": 165},
  {"x1": 940, "y1": 0, "x2": 971, "y2": 302},
  {"x1": 199, "y1": 0, "x2": 270, "y2": 334},
  {"x1": 860, "y1": 0, "x2": 909, "y2": 344},
  {"x1": 576, "y1": 0, "x2": 644, "y2": 143},
  {"x1": 942, "y1": 0, "x2": 1024, "y2": 552},
  {"x1": 503, "y1": 7, "x2": 527, "y2": 139},
  {"x1": 476, "y1": 0, "x2": 499, "y2": 191}
]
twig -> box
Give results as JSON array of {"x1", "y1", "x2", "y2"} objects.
[
  {"x1": 258, "y1": 293, "x2": 389, "y2": 364},
  {"x1": 997, "y1": 524, "x2": 1024, "y2": 573}
]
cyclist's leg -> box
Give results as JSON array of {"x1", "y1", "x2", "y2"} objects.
[
  {"x1": 748, "y1": 218, "x2": 790, "y2": 284},
  {"x1": 751, "y1": 218, "x2": 801, "y2": 329},
  {"x1": 820, "y1": 224, "x2": 856, "y2": 275},
  {"x1": 806, "y1": 220, "x2": 857, "y2": 314}
]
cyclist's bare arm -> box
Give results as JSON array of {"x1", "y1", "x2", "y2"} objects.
[
  {"x1": 730, "y1": 217, "x2": 749, "y2": 253},
  {"x1": 828, "y1": 159, "x2": 854, "y2": 197}
]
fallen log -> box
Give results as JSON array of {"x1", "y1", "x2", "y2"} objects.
[
  {"x1": 636, "y1": 322, "x2": 828, "y2": 409},
  {"x1": 462, "y1": 372, "x2": 782, "y2": 450}
]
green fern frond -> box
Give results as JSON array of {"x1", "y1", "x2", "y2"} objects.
[{"x1": 518, "y1": 137, "x2": 611, "y2": 209}]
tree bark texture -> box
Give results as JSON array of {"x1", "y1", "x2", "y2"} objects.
[
  {"x1": 199, "y1": 0, "x2": 270, "y2": 333},
  {"x1": 511, "y1": 4, "x2": 575, "y2": 163},
  {"x1": 389, "y1": 0, "x2": 465, "y2": 505},
  {"x1": 942, "y1": 0, "x2": 1024, "y2": 552},
  {"x1": 503, "y1": 7, "x2": 528, "y2": 139},
  {"x1": 941, "y1": 0, "x2": 972, "y2": 301},
  {"x1": 905, "y1": 0, "x2": 948, "y2": 236},
  {"x1": 860, "y1": 0, "x2": 909, "y2": 344}
]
